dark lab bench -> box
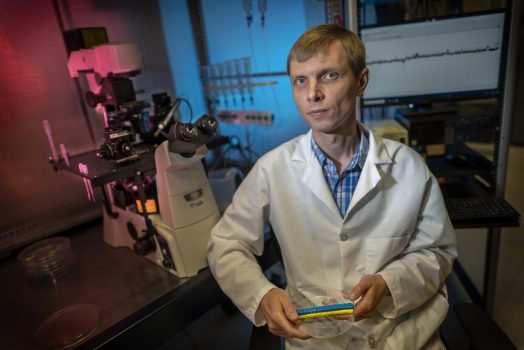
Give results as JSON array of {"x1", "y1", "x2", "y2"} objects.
[{"x1": 0, "y1": 219, "x2": 227, "y2": 350}]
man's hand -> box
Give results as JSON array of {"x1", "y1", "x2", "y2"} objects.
[
  {"x1": 259, "y1": 288, "x2": 311, "y2": 340},
  {"x1": 347, "y1": 274, "x2": 390, "y2": 319}
]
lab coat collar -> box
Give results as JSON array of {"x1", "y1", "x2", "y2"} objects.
[
  {"x1": 348, "y1": 122, "x2": 394, "y2": 217},
  {"x1": 291, "y1": 122, "x2": 394, "y2": 219},
  {"x1": 292, "y1": 130, "x2": 340, "y2": 217},
  {"x1": 291, "y1": 122, "x2": 393, "y2": 165},
  {"x1": 358, "y1": 121, "x2": 394, "y2": 166}
]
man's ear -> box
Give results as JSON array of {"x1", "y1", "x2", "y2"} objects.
[{"x1": 357, "y1": 68, "x2": 369, "y2": 97}]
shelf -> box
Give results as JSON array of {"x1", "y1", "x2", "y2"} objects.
[{"x1": 427, "y1": 155, "x2": 490, "y2": 179}]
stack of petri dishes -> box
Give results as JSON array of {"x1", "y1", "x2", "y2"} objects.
[
  {"x1": 17, "y1": 236, "x2": 76, "y2": 283},
  {"x1": 290, "y1": 286, "x2": 354, "y2": 338}
]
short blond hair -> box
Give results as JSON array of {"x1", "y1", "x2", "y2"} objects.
[{"x1": 287, "y1": 24, "x2": 366, "y2": 77}]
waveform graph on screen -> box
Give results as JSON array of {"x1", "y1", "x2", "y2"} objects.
[{"x1": 361, "y1": 12, "x2": 505, "y2": 104}]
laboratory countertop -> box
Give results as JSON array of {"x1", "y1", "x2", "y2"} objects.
[{"x1": 0, "y1": 219, "x2": 225, "y2": 350}]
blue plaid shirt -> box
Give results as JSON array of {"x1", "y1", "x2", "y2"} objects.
[{"x1": 312, "y1": 130, "x2": 369, "y2": 217}]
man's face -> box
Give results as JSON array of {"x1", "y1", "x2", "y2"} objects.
[{"x1": 289, "y1": 41, "x2": 368, "y2": 137}]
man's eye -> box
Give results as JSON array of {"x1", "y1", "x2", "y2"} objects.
[
  {"x1": 324, "y1": 72, "x2": 338, "y2": 80},
  {"x1": 295, "y1": 78, "x2": 306, "y2": 86}
]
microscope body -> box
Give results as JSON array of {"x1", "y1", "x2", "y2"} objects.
[
  {"x1": 68, "y1": 42, "x2": 162, "y2": 162},
  {"x1": 101, "y1": 117, "x2": 220, "y2": 277},
  {"x1": 102, "y1": 143, "x2": 220, "y2": 277},
  {"x1": 66, "y1": 30, "x2": 220, "y2": 277},
  {"x1": 153, "y1": 143, "x2": 220, "y2": 277}
]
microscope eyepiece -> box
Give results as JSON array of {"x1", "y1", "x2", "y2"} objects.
[
  {"x1": 177, "y1": 123, "x2": 197, "y2": 141},
  {"x1": 195, "y1": 115, "x2": 218, "y2": 135}
]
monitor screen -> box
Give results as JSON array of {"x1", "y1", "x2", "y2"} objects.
[{"x1": 360, "y1": 11, "x2": 506, "y2": 106}]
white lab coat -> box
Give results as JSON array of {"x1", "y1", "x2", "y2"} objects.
[{"x1": 207, "y1": 123, "x2": 457, "y2": 349}]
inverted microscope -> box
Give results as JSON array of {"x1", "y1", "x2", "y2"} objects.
[{"x1": 54, "y1": 28, "x2": 221, "y2": 277}]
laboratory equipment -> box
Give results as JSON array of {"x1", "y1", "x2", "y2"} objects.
[
  {"x1": 202, "y1": 64, "x2": 219, "y2": 111},
  {"x1": 103, "y1": 115, "x2": 221, "y2": 277},
  {"x1": 57, "y1": 28, "x2": 221, "y2": 277},
  {"x1": 43, "y1": 120, "x2": 58, "y2": 162},
  {"x1": 445, "y1": 197, "x2": 520, "y2": 225},
  {"x1": 17, "y1": 236, "x2": 76, "y2": 283},
  {"x1": 360, "y1": 11, "x2": 506, "y2": 108},
  {"x1": 225, "y1": 61, "x2": 237, "y2": 106},
  {"x1": 67, "y1": 29, "x2": 177, "y2": 163},
  {"x1": 208, "y1": 167, "x2": 244, "y2": 213},
  {"x1": 289, "y1": 286, "x2": 354, "y2": 338},
  {"x1": 216, "y1": 64, "x2": 229, "y2": 107},
  {"x1": 234, "y1": 58, "x2": 247, "y2": 106},
  {"x1": 243, "y1": 57, "x2": 255, "y2": 104},
  {"x1": 35, "y1": 304, "x2": 101, "y2": 349},
  {"x1": 365, "y1": 119, "x2": 408, "y2": 145},
  {"x1": 243, "y1": 0, "x2": 253, "y2": 27},
  {"x1": 201, "y1": 57, "x2": 277, "y2": 109},
  {"x1": 259, "y1": 0, "x2": 267, "y2": 26},
  {"x1": 296, "y1": 302, "x2": 354, "y2": 320}
]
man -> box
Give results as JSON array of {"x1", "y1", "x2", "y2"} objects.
[{"x1": 207, "y1": 24, "x2": 456, "y2": 349}]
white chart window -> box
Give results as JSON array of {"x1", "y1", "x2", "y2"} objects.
[{"x1": 361, "y1": 12, "x2": 505, "y2": 105}]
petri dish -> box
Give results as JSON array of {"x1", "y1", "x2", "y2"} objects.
[
  {"x1": 17, "y1": 237, "x2": 76, "y2": 283},
  {"x1": 35, "y1": 304, "x2": 101, "y2": 349},
  {"x1": 290, "y1": 286, "x2": 354, "y2": 338}
]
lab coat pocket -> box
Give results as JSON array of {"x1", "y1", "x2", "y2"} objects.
[
  {"x1": 385, "y1": 292, "x2": 448, "y2": 350},
  {"x1": 364, "y1": 235, "x2": 410, "y2": 274}
]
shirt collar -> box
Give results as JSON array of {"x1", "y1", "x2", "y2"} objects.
[{"x1": 311, "y1": 126, "x2": 369, "y2": 171}]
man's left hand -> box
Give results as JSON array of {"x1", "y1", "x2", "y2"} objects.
[{"x1": 347, "y1": 274, "x2": 390, "y2": 319}]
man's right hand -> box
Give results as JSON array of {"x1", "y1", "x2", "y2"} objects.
[{"x1": 259, "y1": 288, "x2": 311, "y2": 340}]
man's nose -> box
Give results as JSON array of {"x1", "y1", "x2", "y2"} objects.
[{"x1": 307, "y1": 81, "x2": 323, "y2": 102}]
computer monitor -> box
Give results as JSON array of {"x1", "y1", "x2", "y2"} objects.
[{"x1": 360, "y1": 10, "x2": 507, "y2": 107}]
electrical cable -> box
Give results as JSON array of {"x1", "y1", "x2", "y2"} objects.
[
  {"x1": 260, "y1": 25, "x2": 282, "y2": 115},
  {"x1": 246, "y1": 26, "x2": 259, "y2": 75},
  {"x1": 154, "y1": 98, "x2": 181, "y2": 137},
  {"x1": 243, "y1": 0, "x2": 253, "y2": 27},
  {"x1": 222, "y1": 134, "x2": 259, "y2": 168},
  {"x1": 245, "y1": 0, "x2": 258, "y2": 73},
  {"x1": 177, "y1": 97, "x2": 194, "y2": 122},
  {"x1": 244, "y1": 125, "x2": 253, "y2": 164},
  {"x1": 243, "y1": 124, "x2": 261, "y2": 163},
  {"x1": 258, "y1": 0, "x2": 267, "y2": 26},
  {"x1": 247, "y1": 26, "x2": 271, "y2": 107},
  {"x1": 257, "y1": 0, "x2": 281, "y2": 121},
  {"x1": 245, "y1": 9, "x2": 273, "y2": 107}
]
